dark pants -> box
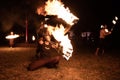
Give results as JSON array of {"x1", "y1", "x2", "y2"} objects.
[
  {"x1": 98, "y1": 38, "x2": 105, "y2": 50},
  {"x1": 27, "y1": 56, "x2": 61, "y2": 71}
]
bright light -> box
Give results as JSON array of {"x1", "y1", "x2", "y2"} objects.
[
  {"x1": 50, "y1": 25, "x2": 73, "y2": 60},
  {"x1": 105, "y1": 29, "x2": 108, "y2": 32},
  {"x1": 112, "y1": 20, "x2": 116, "y2": 25},
  {"x1": 32, "y1": 36, "x2": 36, "y2": 41},
  {"x1": 101, "y1": 25, "x2": 104, "y2": 28},
  {"x1": 37, "y1": 0, "x2": 79, "y2": 26},
  {"x1": 115, "y1": 16, "x2": 118, "y2": 21},
  {"x1": 44, "y1": 24, "x2": 48, "y2": 28},
  {"x1": 6, "y1": 34, "x2": 19, "y2": 39}
]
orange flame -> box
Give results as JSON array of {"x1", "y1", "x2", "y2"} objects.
[
  {"x1": 44, "y1": 0, "x2": 79, "y2": 25},
  {"x1": 51, "y1": 25, "x2": 73, "y2": 60}
]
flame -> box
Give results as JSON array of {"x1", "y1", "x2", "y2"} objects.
[
  {"x1": 46, "y1": 24, "x2": 73, "y2": 60},
  {"x1": 52, "y1": 25, "x2": 73, "y2": 60},
  {"x1": 37, "y1": 0, "x2": 79, "y2": 60},
  {"x1": 37, "y1": 0, "x2": 79, "y2": 26}
]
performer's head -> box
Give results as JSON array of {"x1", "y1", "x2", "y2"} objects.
[
  {"x1": 104, "y1": 24, "x2": 107, "y2": 29},
  {"x1": 101, "y1": 24, "x2": 107, "y2": 29}
]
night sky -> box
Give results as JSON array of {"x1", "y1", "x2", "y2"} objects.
[
  {"x1": 0, "y1": 0, "x2": 120, "y2": 31},
  {"x1": 0, "y1": 0, "x2": 120, "y2": 47}
]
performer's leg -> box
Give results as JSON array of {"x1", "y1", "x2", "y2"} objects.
[
  {"x1": 95, "y1": 47, "x2": 100, "y2": 56},
  {"x1": 102, "y1": 49, "x2": 104, "y2": 55},
  {"x1": 27, "y1": 56, "x2": 61, "y2": 71},
  {"x1": 101, "y1": 45, "x2": 105, "y2": 55},
  {"x1": 45, "y1": 56, "x2": 61, "y2": 68},
  {"x1": 101, "y1": 39, "x2": 105, "y2": 55}
]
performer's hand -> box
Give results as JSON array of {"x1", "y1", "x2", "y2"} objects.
[
  {"x1": 39, "y1": 40, "x2": 44, "y2": 44},
  {"x1": 45, "y1": 41, "x2": 50, "y2": 45}
]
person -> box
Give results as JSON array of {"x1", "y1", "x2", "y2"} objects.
[
  {"x1": 9, "y1": 32, "x2": 14, "y2": 48},
  {"x1": 28, "y1": 34, "x2": 62, "y2": 71},
  {"x1": 35, "y1": 37, "x2": 44, "y2": 58},
  {"x1": 35, "y1": 25, "x2": 52, "y2": 58},
  {"x1": 95, "y1": 24, "x2": 112, "y2": 56},
  {"x1": 27, "y1": 25, "x2": 62, "y2": 71}
]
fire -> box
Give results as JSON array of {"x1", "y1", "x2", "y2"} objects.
[
  {"x1": 37, "y1": 0, "x2": 79, "y2": 60},
  {"x1": 44, "y1": 0, "x2": 79, "y2": 25},
  {"x1": 52, "y1": 25, "x2": 73, "y2": 60},
  {"x1": 37, "y1": 0, "x2": 79, "y2": 26},
  {"x1": 6, "y1": 34, "x2": 19, "y2": 39}
]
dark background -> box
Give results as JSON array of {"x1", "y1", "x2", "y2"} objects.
[{"x1": 0, "y1": 0, "x2": 120, "y2": 49}]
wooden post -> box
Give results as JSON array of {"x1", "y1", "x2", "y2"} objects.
[{"x1": 25, "y1": 18, "x2": 28, "y2": 43}]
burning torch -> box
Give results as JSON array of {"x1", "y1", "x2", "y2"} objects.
[{"x1": 111, "y1": 16, "x2": 118, "y2": 31}]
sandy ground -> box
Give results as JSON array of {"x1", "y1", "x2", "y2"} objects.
[{"x1": 0, "y1": 47, "x2": 120, "y2": 80}]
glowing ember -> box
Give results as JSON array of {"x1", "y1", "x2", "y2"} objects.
[{"x1": 37, "y1": 0, "x2": 79, "y2": 60}]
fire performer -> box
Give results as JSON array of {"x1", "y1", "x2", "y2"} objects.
[
  {"x1": 35, "y1": 24, "x2": 48, "y2": 58},
  {"x1": 5, "y1": 31, "x2": 19, "y2": 48},
  {"x1": 27, "y1": 0, "x2": 79, "y2": 71},
  {"x1": 95, "y1": 24, "x2": 112, "y2": 56},
  {"x1": 28, "y1": 38, "x2": 62, "y2": 70},
  {"x1": 28, "y1": 27, "x2": 62, "y2": 71}
]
